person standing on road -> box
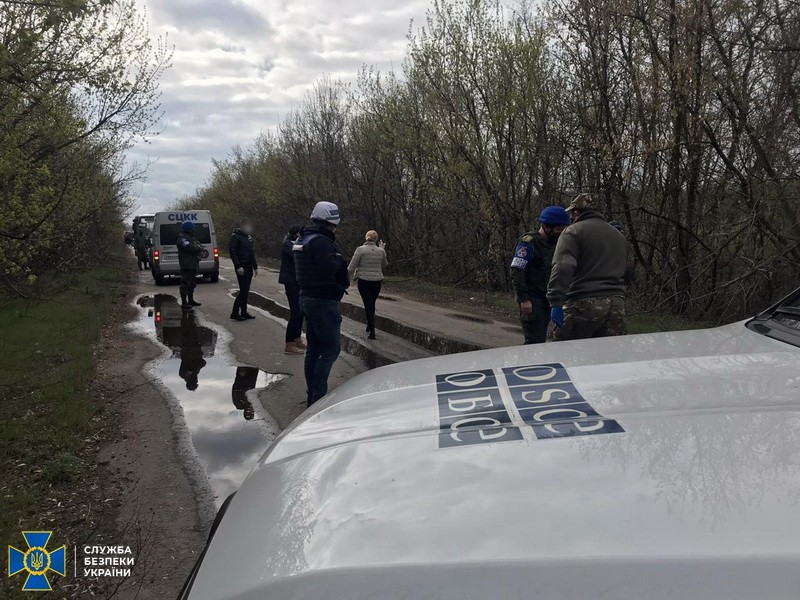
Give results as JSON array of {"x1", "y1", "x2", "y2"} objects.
[
  {"x1": 293, "y1": 201, "x2": 349, "y2": 407},
  {"x1": 134, "y1": 223, "x2": 150, "y2": 270},
  {"x1": 177, "y1": 221, "x2": 203, "y2": 311},
  {"x1": 229, "y1": 218, "x2": 258, "y2": 322},
  {"x1": 348, "y1": 230, "x2": 388, "y2": 340},
  {"x1": 547, "y1": 194, "x2": 629, "y2": 340},
  {"x1": 279, "y1": 225, "x2": 305, "y2": 355},
  {"x1": 510, "y1": 206, "x2": 570, "y2": 344}
]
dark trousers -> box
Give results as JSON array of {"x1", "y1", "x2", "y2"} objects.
[
  {"x1": 232, "y1": 267, "x2": 253, "y2": 315},
  {"x1": 521, "y1": 297, "x2": 550, "y2": 344},
  {"x1": 179, "y1": 268, "x2": 197, "y2": 298},
  {"x1": 300, "y1": 296, "x2": 342, "y2": 406},
  {"x1": 284, "y1": 283, "x2": 304, "y2": 342},
  {"x1": 357, "y1": 279, "x2": 382, "y2": 332}
]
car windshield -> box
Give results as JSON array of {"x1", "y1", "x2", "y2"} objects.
[
  {"x1": 748, "y1": 287, "x2": 800, "y2": 346},
  {"x1": 160, "y1": 223, "x2": 211, "y2": 245}
]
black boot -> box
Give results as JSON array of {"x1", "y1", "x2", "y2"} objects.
[
  {"x1": 188, "y1": 294, "x2": 202, "y2": 307},
  {"x1": 181, "y1": 294, "x2": 192, "y2": 311},
  {"x1": 242, "y1": 312, "x2": 256, "y2": 320},
  {"x1": 230, "y1": 312, "x2": 246, "y2": 321},
  {"x1": 368, "y1": 331, "x2": 376, "y2": 340}
]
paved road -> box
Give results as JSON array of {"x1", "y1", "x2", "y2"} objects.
[
  {"x1": 220, "y1": 257, "x2": 522, "y2": 349},
  {"x1": 136, "y1": 256, "x2": 523, "y2": 427}
]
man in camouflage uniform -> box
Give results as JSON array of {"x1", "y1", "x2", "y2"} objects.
[
  {"x1": 547, "y1": 194, "x2": 629, "y2": 341},
  {"x1": 510, "y1": 206, "x2": 571, "y2": 344},
  {"x1": 177, "y1": 220, "x2": 204, "y2": 311},
  {"x1": 133, "y1": 223, "x2": 150, "y2": 270}
]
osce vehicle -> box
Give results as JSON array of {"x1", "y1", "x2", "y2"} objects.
[
  {"x1": 178, "y1": 287, "x2": 800, "y2": 600},
  {"x1": 151, "y1": 211, "x2": 219, "y2": 285}
]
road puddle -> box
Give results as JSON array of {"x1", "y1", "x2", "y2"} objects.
[{"x1": 131, "y1": 294, "x2": 285, "y2": 512}]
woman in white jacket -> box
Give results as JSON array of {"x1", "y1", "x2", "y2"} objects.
[{"x1": 348, "y1": 230, "x2": 388, "y2": 339}]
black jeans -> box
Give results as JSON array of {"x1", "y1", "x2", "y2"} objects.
[
  {"x1": 232, "y1": 266, "x2": 253, "y2": 315},
  {"x1": 179, "y1": 268, "x2": 197, "y2": 298},
  {"x1": 284, "y1": 283, "x2": 304, "y2": 342},
  {"x1": 357, "y1": 279, "x2": 382, "y2": 332}
]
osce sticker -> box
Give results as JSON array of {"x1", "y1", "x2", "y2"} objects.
[{"x1": 436, "y1": 363, "x2": 624, "y2": 448}]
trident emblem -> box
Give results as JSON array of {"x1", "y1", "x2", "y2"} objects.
[{"x1": 8, "y1": 531, "x2": 67, "y2": 591}]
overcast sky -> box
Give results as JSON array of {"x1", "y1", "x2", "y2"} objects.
[{"x1": 127, "y1": 0, "x2": 430, "y2": 214}]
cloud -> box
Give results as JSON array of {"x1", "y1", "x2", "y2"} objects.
[
  {"x1": 129, "y1": 0, "x2": 431, "y2": 214},
  {"x1": 152, "y1": 0, "x2": 273, "y2": 36}
]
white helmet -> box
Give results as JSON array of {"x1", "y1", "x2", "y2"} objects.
[{"x1": 310, "y1": 201, "x2": 341, "y2": 225}]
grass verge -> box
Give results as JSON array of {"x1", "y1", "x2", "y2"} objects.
[{"x1": 0, "y1": 266, "x2": 122, "y2": 570}]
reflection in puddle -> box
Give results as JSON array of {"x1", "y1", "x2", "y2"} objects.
[{"x1": 132, "y1": 294, "x2": 285, "y2": 509}]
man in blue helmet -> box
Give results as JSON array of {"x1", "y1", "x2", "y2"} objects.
[
  {"x1": 293, "y1": 201, "x2": 350, "y2": 406},
  {"x1": 177, "y1": 220, "x2": 204, "y2": 311},
  {"x1": 510, "y1": 206, "x2": 571, "y2": 344}
]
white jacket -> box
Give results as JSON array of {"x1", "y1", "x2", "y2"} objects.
[{"x1": 348, "y1": 241, "x2": 388, "y2": 281}]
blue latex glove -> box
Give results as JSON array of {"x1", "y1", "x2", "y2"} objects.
[{"x1": 551, "y1": 306, "x2": 565, "y2": 328}]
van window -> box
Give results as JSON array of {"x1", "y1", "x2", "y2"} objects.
[{"x1": 160, "y1": 223, "x2": 212, "y2": 245}]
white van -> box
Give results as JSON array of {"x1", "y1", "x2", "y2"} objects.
[{"x1": 151, "y1": 210, "x2": 219, "y2": 285}]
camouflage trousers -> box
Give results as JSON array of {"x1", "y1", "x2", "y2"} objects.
[
  {"x1": 179, "y1": 268, "x2": 197, "y2": 297},
  {"x1": 553, "y1": 296, "x2": 627, "y2": 342}
]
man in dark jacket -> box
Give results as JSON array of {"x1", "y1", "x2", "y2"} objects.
[
  {"x1": 279, "y1": 225, "x2": 305, "y2": 354},
  {"x1": 177, "y1": 221, "x2": 203, "y2": 311},
  {"x1": 229, "y1": 218, "x2": 258, "y2": 321},
  {"x1": 547, "y1": 194, "x2": 629, "y2": 340},
  {"x1": 510, "y1": 206, "x2": 570, "y2": 344},
  {"x1": 293, "y1": 201, "x2": 349, "y2": 407}
]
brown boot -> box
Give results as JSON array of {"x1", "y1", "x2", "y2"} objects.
[
  {"x1": 294, "y1": 337, "x2": 307, "y2": 350},
  {"x1": 284, "y1": 342, "x2": 304, "y2": 355}
]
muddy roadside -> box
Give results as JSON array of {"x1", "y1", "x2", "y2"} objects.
[
  {"x1": 38, "y1": 275, "x2": 206, "y2": 599},
  {"x1": 90, "y1": 296, "x2": 206, "y2": 599}
]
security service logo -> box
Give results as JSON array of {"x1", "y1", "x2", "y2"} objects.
[{"x1": 8, "y1": 531, "x2": 66, "y2": 591}]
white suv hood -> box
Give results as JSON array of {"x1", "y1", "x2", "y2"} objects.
[{"x1": 190, "y1": 323, "x2": 800, "y2": 599}]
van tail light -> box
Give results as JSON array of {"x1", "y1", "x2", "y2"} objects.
[
  {"x1": 213, "y1": 248, "x2": 219, "y2": 260},
  {"x1": 153, "y1": 250, "x2": 160, "y2": 261},
  {"x1": 155, "y1": 311, "x2": 162, "y2": 324}
]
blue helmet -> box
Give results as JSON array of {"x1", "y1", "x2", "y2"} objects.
[
  {"x1": 182, "y1": 221, "x2": 195, "y2": 232},
  {"x1": 539, "y1": 206, "x2": 570, "y2": 227}
]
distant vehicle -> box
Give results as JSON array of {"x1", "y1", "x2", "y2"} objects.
[
  {"x1": 124, "y1": 231, "x2": 135, "y2": 245},
  {"x1": 132, "y1": 213, "x2": 155, "y2": 234},
  {"x1": 178, "y1": 287, "x2": 800, "y2": 600},
  {"x1": 151, "y1": 210, "x2": 219, "y2": 286}
]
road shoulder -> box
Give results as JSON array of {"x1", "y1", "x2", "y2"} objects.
[{"x1": 91, "y1": 297, "x2": 206, "y2": 599}]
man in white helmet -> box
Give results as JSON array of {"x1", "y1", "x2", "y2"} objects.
[{"x1": 293, "y1": 201, "x2": 349, "y2": 406}]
